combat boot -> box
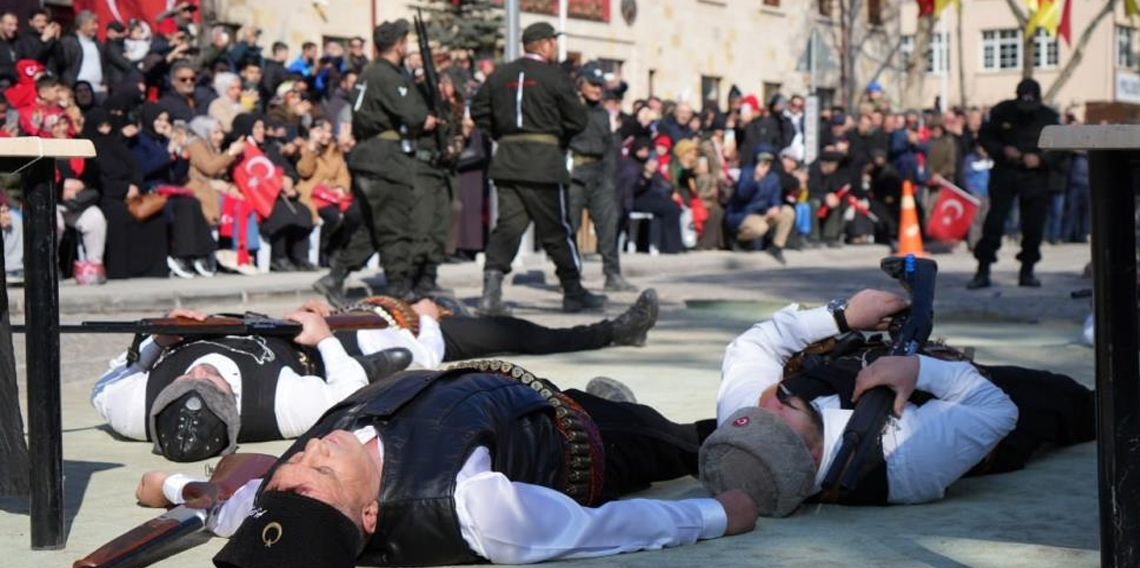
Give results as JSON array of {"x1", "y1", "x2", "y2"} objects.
[
  {"x1": 313, "y1": 265, "x2": 350, "y2": 308},
  {"x1": 478, "y1": 270, "x2": 511, "y2": 316},
  {"x1": 1019, "y1": 263, "x2": 1042, "y2": 287},
  {"x1": 562, "y1": 279, "x2": 607, "y2": 313},
  {"x1": 608, "y1": 288, "x2": 659, "y2": 346},
  {"x1": 385, "y1": 277, "x2": 415, "y2": 301},
  {"x1": 966, "y1": 263, "x2": 991, "y2": 290},
  {"x1": 604, "y1": 273, "x2": 638, "y2": 292}
]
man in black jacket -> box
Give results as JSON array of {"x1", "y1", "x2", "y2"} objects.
[
  {"x1": 470, "y1": 22, "x2": 604, "y2": 315},
  {"x1": 59, "y1": 10, "x2": 104, "y2": 89},
  {"x1": 0, "y1": 12, "x2": 18, "y2": 86},
  {"x1": 103, "y1": 21, "x2": 135, "y2": 89},
  {"x1": 967, "y1": 79, "x2": 1060, "y2": 289},
  {"x1": 15, "y1": 8, "x2": 59, "y2": 69},
  {"x1": 740, "y1": 94, "x2": 795, "y2": 167}
]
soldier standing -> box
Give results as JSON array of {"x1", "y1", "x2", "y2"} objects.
[
  {"x1": 313, "y1": 19, "x2": 436, "y2": 303},
  {"x1": 968, "y1": 79, "x2": 1060, "y2": 289},
  {"x1": 567, "y1": 61, "x2": 635, "y2": 292},
  {"x1": 470, "y1": 22, "x2": 606, "y2": 315}
]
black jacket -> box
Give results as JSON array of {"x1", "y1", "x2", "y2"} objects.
[
  {"x1": 978, "y1": 99, "x2": 1060, "y2": 189},
  {"x1": 102, "y1": 38, "x2": 135, "y2": 88},
  {"x1": 470, "y1": 56, "x2": 587, "y2": 184},
  {"x1": 15, "y1": 31, "x2": 55, "y2": 66},
  {"x1": 347, "y1": 58, "x2": 428, "y2": 186},
  {"x1": 740, "y1": 114, "x2": 795, "y2": 166},
  {"x1": 0, "y1": 35, "x2": 17, "y2": 84},
  {"x1": 59, "y1": 33, "x2": 105, "y2": 86}
]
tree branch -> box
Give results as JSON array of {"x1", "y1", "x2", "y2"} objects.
[
  {"x1": 1002, "y1": 0, "x2": 1030, "y2": 26},
  {"x1": 1045, "y1": 0, "x2": 1119, "y2": 102}
]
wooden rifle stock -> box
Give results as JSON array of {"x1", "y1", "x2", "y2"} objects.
[
  {"x1": 16, "y1": 314, "x2": 392, "y2": 336},
  {"x1": 73, "y1": 453, "x2": 278, "y2": 568}
]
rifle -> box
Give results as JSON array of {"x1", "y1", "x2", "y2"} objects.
[
  {"x1": 819, "y1": 254, "x2": 938, "y2": 500},
  {"x1": 413, "y1": 7, "x2": 451, "y2": 162},
  {"x1": 11, "y1": 313, "x2": 392, "y2": 337},
  {"x1": 73, "y1": 453, "x2": 278, "y2": 568}
]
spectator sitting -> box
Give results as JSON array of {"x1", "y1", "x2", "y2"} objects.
[
  {"x1": 16, "y1": 9, "x2": 60, "y2": 68},
  {"x1": 123, "y1": 20, "x2": 151, "y2": 64},
  {"x1": 60, "y1": 10, "x2": 105, "y2": 93},
  {"x1": 128, "y1": 102, "x2": 218, "y2": 278},
  {"x1": 158, "y1": 60, "x2": 209, "y2": 123},
  {"x1": 53, "y1": 115, "x2": 107, "y2": 285},
  {"x1": 846, "y1": 113, "x2": 887, "y2": 171},
  {"x1": 238, "y1": 59, "x2": 267, "y2": 113},
  {"x1": 740, "y1": 94, "x2": 795, "y2": 167},
  {"x1": 287, "y1": 41, "x2": 318, "y2": 79},
  {"x1": 262, "y1": 41, "x2": 289, "y2": 95},
  {"x1": 103, "y1": 20, "x2": 136, "y2": 89},
  {"x1": 347, "y1": 36, "x2": 369, "y2": 74},
  {"x1": 73, "y1": 80, "x2": 97, "y2": 114},
  {"x1": 185, "y1": 115, "x2": 246, "y2": 225},
  {"x1": 323, "y1": 70, "x2": 356, "y2": 137},
  {"x1": 295, "y1": 118, "x2": 359, "y2": 264},
  {"x1": 0, "y1": 12, "x2": 17, "y2": 86},
  {"x1": 728, "y1": 147, "x2": 795, "y2": 264},
  {"x1": 658, "y1": 101, "x2": 698, "y2": 142},
  {"x1": 807, "y1": 150, "x2": 850, "y2": 247},
  {"x1": 617, "y1": 137, "x2": 683, "y2": 254},
  {"x1": 5, "y1": 59, "x2": 45, "y2": 111},
  {"x1": 695, "y1": 136, "x2": 726, "y2": 250},
  {"x1": 227, "y1": 25, "x2": 263, "y2": 70},
  {"x1": 18, "y1": 75, "x2": 70, "y2": 138},
  {"x1": 208, "y1": 71, "x2": 245, "y2": 133}
]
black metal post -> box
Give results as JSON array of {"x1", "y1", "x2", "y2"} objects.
[
  {"x1": 0, "y1": 192, "x2": 30, "y2": 496},
  {"x1": 23, "y1": 158, "x2": 63, "y2": 550},
  {"x1": 1088, "y1": 150, "x2": 1140, "y2": 568}
]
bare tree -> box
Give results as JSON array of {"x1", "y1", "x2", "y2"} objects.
[
  {"x1": 819, "y1": 0, "x2": 908, "y2": 110},
  {"x1": 902, "y1": 14, "x2": 935, "y2": 110},
  {"x1": 1000, "y1": 0, "x2": 1035, "y2": 78},
  {"x1": 1044, "y1": 0, "x2": 1119, "y2": 101}
]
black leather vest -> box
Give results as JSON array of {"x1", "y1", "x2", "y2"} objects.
[
  {"x1": 260, "y1": 369, "x2": 566, "y2": 567},
  {"x1": 143, "y1": 336, "x2": 320, "y2": 443}
]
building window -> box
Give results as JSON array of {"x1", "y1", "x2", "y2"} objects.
[
  {"x1": 762, "y1": 82, "x2": 782, "y2": 105},
  {"x1": 1118, "y1": 25, "x2": 1138, "y2": 69},
  {"x1": 597, "y1": 58, "x2": 624, "y2": 76},
  {"x1": 647, "y1": 69, "x2": 656, "y2": 97},
  {"x1": 900, "y1": 32, "x2": 949, "y2": 75},
  {"x1": 1032, "y1": 28, "x2": 1059, "y2": 69},
  {"x1": 701, "y1": 75, "x2": 722, "y2": 108},
  {"x1": 867, "y1": 0, "x2": 883, "y2": 26},
  {"x1": 763, "y1": 0, "x2": 781, "y2": 6},
  {"x1": 982, "y1": 29, "x2": 1022, "y2": 70}
]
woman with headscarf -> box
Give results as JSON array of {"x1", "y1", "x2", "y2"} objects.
[
  {"x1": 207, "y1": 72, "x2": 244, "y2": 134},
  {"x1": 232, "y1": 112, "x2": 315, "y2": 272},
  {"x1": 85, "y1": 107, "x2": 170, "y2": 279},
  {"x1": 73, "y1": 81, "x2": 97, "y2": 114},
  {"x1": 185, "y1": 115, "x2": 245, "y2": 224},
  {"x1": 128, "y1": 102, "x2": 218, "y2": 278},
  {"x1": 295, "y1": 117, "x2": 357, "y2": 265}
]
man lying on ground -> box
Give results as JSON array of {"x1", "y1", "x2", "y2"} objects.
[
  {"x1": 93, "y1": 291, "x2": 659, "y2": 462},
  {"x1": 134, "y1": 367, "x2": 757, "y2": 567},
  {"x1": 700, "y1": 289, "x2": 1095, "y2": 516}
]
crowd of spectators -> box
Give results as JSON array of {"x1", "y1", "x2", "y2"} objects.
[{"x1": 0, "y1": 6, "x2": 1092, "y2": 285}]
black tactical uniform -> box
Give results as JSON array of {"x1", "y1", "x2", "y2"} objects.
[
  {"x1": 567, "y1": 62, "x2": 632, "y2": 292},
  {"x1": 969, "y1": 79, "x2": 1060, "y2": 289},
  {"x1": 411, "y1": 95, "x2": 458, "y2": 296},
  {"x1": 316, "y1": 19, "x2": 429, "y2": 302},
  {"x1": 469, "y1": 22, "x2": 605, "y2": 315}
]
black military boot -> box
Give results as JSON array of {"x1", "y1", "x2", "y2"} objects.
[
  {"x1": 966, "y1": 263, "x2": 991, "y2": 290},
  {"x1": 385, "y1": 277, "x2": 415, "y2": 301},
  {"x1": 1019, "y1": 263, "x2": 1042, "y2": 287},
  {"x1": 562, "y1": 279, "x2": 607, "y2": 313},
  {"x1": 353, "y1": 347, "x2": 413, "y2": 382},
  {"x1": 313, "y1": 265, "x2": 350, "y2": 308},
  {"x1": 609, "y1": 288, "x2": 659, "y2": 347},
  {"x1": 478, "y1": 270, "x2": 511, "y2": 316},
  {"x1": 604, "y1": 273, "x2": 638, "y2": 292}
]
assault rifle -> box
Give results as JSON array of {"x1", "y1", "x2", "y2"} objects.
[
  {"x1": 819, "y1": 254, "x2": 938, "y2": 501},
  {"x1": 12, "y1": 313, "x2": 392, "y2": 337},
  {"x1": 413, "y1": 8, "x2": 450, "y2": 162},
  {"x1": 73, "y1": 453, "x2": 278, "y2": 568}
]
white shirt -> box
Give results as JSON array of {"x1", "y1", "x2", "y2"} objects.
[
  {"x1": 163, "y1": 426, "x2": 727, "y2": 564},
  {"x1": 718, "y1": 304, "x2": 1019, "y2": 504},
  {"x1": 353, "y1": 315, "x2": 445, "y2": 370},
  {"x1": 91, "y1": 336, "x2": 368, "y2": 440},
  {"x1": 76, "y1": 35, "x2": 104, "y2": 88}
]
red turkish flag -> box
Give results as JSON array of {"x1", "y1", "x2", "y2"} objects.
[
  {"x1": 925, "y1": 180, "x2": 980, "y2": 242},
  {"x1": 232, "y1": 145, "x2": 283, "y2": 220},
  {"x1": 72, "y1": 1, "x2": 200, "y2": 40}
]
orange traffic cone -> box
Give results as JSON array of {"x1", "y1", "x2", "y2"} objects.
[{"x1": 897, "y1": 180, "x2": 925, "y2": 256}]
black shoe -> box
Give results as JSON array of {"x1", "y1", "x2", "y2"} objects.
[
  {"x1": 313, "y1": 270, "x2": 348, "y2": 308},
  {"x1": 353, "y1": 347, "x2": 413, "y2": 382},
  {"x1": 967, "y1": 264, "x2": 992, "y2": 290},
  {"x1": 563, "y1": 288, "x2": 607, "y2": 313},
  {"x1": 1019, "y1": 267, "x2": 1042, "y2": 287},
  {"x1": 431, "y1": 294, "x2": 472, "y2": 318},
  {"x1": 292, "y1": 258, "x2": 318, "y2": 272},
  {"x1": 586, "y1": 376, "x2": 638, "y2": 404},
  {"x1": 270, "y1": 258, "x2": 297, "y2": 272},
  {"x1": 414, "y1": 274, "x2": 444, "y2": 297},
  {"x1": 610, "y1": 288, "x2": 659, "y2": 346},
  {"x1": 826, "y1": 240, "x2": 843, "y2": 249},
  {"x1": 385, "y1": 278, "x2": 414, "y2": 301},
  {"x1": 478, "y1": 270, "x2": 511, "y2": 316},
  {"x1": 767, "y1": 246, "x2": 787, "y2": 266},
  {"x1": 168, "y1": 256, "x2": 197, "y2": 279},
  {"x1": 604, "y1": 274, "x2": 638, "y2": 292}
]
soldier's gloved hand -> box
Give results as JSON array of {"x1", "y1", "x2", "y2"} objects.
[
  {"x1": 286, "y1": 311, "x2": 333, "y2": 346},
  {"x1": 136, "y1": 471, "x2": 173, "y2": 508},
  {"x1": 715, "y1": 489, "x2": 758, "y2": 536},
  {"x1": 844, "y1": 289, "x2": 909, "y2": 331},
  {"x1": 852, "y1": 355, "x2": 920, "y2": 417}
]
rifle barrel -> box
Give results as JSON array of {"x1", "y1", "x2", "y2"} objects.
[{"x1": 72, "y1": 505, "x2": 207, "y2": 568}]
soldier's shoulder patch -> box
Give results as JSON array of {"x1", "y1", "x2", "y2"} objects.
[{"x1": 398, "y1": 86, "x2": 408, "y2": 97}]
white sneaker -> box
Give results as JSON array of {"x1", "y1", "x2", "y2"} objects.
[
  {"x1": 236, "y1": 263, "x2": 261, "y2": 276},
  {"x1": 167, "y1": 257, "x2": 196, "y2": 279},
  {"x1": 193, "y1": 257, "x2": 217, "y2": 278}
]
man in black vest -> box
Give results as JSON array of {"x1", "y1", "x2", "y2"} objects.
[
  {"x1": 470, "y1": 22, "x2": 606, "y2": 316},
  {"x1": 91, "y1": 308, "x2": 413, "y2": 463},
  {"x1": 132, "y1": 366, "x2": 758, "y2": 567},
  {"x1": 704, "y1": 289, "x2": 1095, "y2": 515}
]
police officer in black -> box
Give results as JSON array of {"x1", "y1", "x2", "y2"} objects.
[
  {"x1": 470, "y1": 22, "x2": 606, "y2": 315},
  {"x1": 314, "y1": 19, "x2": 436, "y2": 302},
  {"x1": 968, "y1": 79, "x2": 1060, "y2": 289},
  {"x1": 568, "y1": 61, "x2": 634, "y2": 292}
]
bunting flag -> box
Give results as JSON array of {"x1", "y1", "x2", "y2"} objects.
[
  {"x1": 1128, "y1": 0, "x2": 1140, "y2": 17},
  {"x1": 1025, "y1": 0, "x2": 1072, "y2": 46},
  {"x1": 918, "y1": 0, "x2": 956, "y2": 19},
  {"x1": 933, "y1": 0, "x2": 958, "y2": 17}
]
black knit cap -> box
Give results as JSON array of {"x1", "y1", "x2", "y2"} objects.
[{"x1": 213, "y1": 491, "x2": 360, "y2": 568}]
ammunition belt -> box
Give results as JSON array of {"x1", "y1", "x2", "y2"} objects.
[
  {"x1": 499, "y1": 133, "x2": 560, "y2": 145},
  {"x1": 446, "y1": 359, "x2": 605, "y2": 506}
]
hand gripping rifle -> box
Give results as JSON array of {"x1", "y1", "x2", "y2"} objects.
[
  {"x1": 73, "y1": 453, "x2": 278, "y2": 568},
  {"x1": 818, "y1": 254, "x2": 938, "y2": 501},
  {"x1": 413, "y1": 8, "x2": 451, "y2": 163}
]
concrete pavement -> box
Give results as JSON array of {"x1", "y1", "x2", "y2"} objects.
[{"x1": 1, "y1": 242, "x2": 1098, "y2": 567}]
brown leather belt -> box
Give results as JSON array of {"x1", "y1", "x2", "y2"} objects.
[
  {"x1": 446, "y1": 359, "x2": 605, "y2": 506},
  {"x1": 500, "y1": 133, "x2": 560, "y2": 145}
]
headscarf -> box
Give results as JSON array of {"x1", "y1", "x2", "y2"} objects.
[
  {"x1": 231, "y1": 112, "x2": 263, "y2": 142},
  {"x1": 83, "y1": 107, "x2": 140, "y2": 188},
  {"x1": 188, "y1": 115, "x2": 221, "y2": 145},
  {"x1": 73, "y1": 81, "x2": 97, "y2": 113},
  {"x1": 140, "y1": 102, "x2": 169, "y2": 139}
]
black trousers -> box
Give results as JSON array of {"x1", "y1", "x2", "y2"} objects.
[
  {"x1": 968, "y1": 365, "x2": 1095, "y2": 476},
  {"x1": 355, "y1": 173, "x2": 416, "y2": 284},
  {"x1": 974, "y1": 173, "x2": 1049, "y2": 266},
  {"x1": 440, "y1": 315, "x2": 613, "y2": 362},
  {"x1": 631, "y1": 191, "x2": 684, "y2": 254},
  {"x1": 166, "y1": 195, "x2": 216, "y2": 259},
  {"x1": 484, "y1": 181, "x2": 582, "y2": 285},
  {"x1": 568, "y1": 162, "x2": 622, "y2": 277},
  {"x1": 412, "y1": 167, "x2": 454, "y2": 284},
  {"x1": 564, "y1": 388, "x2": 718, "y2": 501},
  {"x1": 317, "y1": 202, "x2": 363, "y2": 260},
  {"x1": 261, "y1": 198, "x2": 314, "y2": 263}
]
